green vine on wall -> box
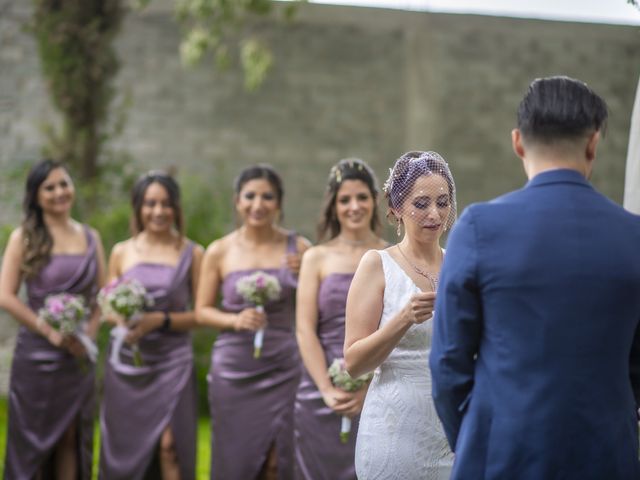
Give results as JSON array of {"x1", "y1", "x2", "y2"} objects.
[{"x1": 30, "y1": 0, "x2": 125, "y2": 183}]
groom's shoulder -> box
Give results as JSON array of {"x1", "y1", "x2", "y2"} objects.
[{"x1": 460, "y1": 188, "x2": 525, "y2": 222}]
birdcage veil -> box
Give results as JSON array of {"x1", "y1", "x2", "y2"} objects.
[{"x1": 383, "y1": 151, "x2": 457, "y2": 234}]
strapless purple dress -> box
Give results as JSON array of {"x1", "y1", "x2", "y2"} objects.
[
  {"x1": 294, "y1": 273, "x2": 359, "y2": 480},
  {"x1": 4, "y1": 226, "x2": 99, "y2": 480},
  {"x1": 99, "y1": 242, "x2": 197, "y2": 480},
  {"x1": 208, "y1": 234, "x2": 302, "y2": 480}
]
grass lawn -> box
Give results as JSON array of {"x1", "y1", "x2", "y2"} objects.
[{"x1": 0, "y1": 397, "x2": 211, "y2": 479}]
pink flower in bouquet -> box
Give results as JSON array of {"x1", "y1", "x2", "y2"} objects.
[{"x1": 38, "y1": 293, "x2": 87, "y2": 337}]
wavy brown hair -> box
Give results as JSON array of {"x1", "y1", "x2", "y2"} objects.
[{"x1": 20, "y1": 159, "x2": 66, "y2": 278}]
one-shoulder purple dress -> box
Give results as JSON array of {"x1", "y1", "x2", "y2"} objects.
[
  {"x1": 99, "y1": 242, "x2": 197, "y2": 480},
  {"x1": 294, "y1": 273, "x2": 359, "y2": 480},
  {"x1": 4, "y1": 226, "x2": 99, "y2": 480},
  {"x1": 208, "y1": 234, "x2": 301, "y2": 480}
]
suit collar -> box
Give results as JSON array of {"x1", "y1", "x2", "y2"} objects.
[{"x1": 525, "y1": 168, "x2": 592, "y2": 189}]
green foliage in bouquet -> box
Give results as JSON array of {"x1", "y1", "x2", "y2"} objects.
[{"x1": 328, "y1": 358, "x2": 373, "y2": 392}]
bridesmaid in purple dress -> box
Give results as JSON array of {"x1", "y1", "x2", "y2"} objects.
[
  {"x1": 294, "y1": 159, "x2": 386, "y2": 480},
  {"x1": 196, "y1": 164, "x2": 310, "y2": 480},
  {"x1": 0, "y1": 160, "x2": 106, "y2": 479},
  {"x1": 99, "y1": 171, "x2": 204, "y2": 480}
]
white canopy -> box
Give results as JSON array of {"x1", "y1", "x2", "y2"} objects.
[{"x1": 624, "y1": 76, "x2": 640, "y2": 215}]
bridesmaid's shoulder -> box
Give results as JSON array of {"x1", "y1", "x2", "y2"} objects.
[
  {"x1": 85, "y1": 225, "x2": 104, "y2": 243},
  {"x1": 300, "y1": 243, "x2": 327, "y2": 265},
  {"x1": 109, "y1": 238, "x2": 133, "y2": 259},
  {"x1": 274, "y1": 226, "x2": 311, "y2": 254},
  {"x1": 186, "y1": 239, "x2": 205, "y2": 262},
  {"x1": 7, "y1": 226, "x2": 23, "y2": 242},
  {"x1": 203, "y1": 232, "x2": 234, "y2": 259},
  {"x1": 294, "y1": 233, "x2": 312, "y2": 254},
  {"x1": 5, "y1": 227, "x2": 25, "y2": 253}
]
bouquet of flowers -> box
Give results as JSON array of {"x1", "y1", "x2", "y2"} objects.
[
  {"x1": 38, "y1": 293, "x2": 97, "y2": 365},
  {"x1": 328, "y1": 358, "x2": 373, "y2": 443},
  {"x1": 235, "y1": 271, "x2": 281, "y2": 358},
  {"x1": 97, "y1": 278, "x2": 154, "y2": 367}
]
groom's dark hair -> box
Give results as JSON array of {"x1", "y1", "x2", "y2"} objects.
[{"x1": 517, "y1": 76, "x2": 608, "y2": 144}]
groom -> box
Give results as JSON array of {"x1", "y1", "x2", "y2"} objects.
[{"x1": 429, "y1": 76, "x2": 640, "y2": 479}]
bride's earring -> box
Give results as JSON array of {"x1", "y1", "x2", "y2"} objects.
[{"x1": 396, "y1": 218, "x2": 402, "y2": 237}]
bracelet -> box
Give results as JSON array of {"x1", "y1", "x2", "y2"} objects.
[{"x1": 162, "y1": 311, "x2": 172, "y2": 331}]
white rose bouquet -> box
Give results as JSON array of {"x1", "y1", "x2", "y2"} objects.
[
  {"x1": 328, "y1": 358, "x2": 373, "y2": 443},
  {"x1": 98, "y1": 278, "x2": 154, "y2": 367},
  {"x1": 235, "y1": 271, "x2": 281, "y2": 358}
]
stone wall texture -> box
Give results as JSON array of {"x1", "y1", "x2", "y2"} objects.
[{"x1": 0, "y1": 1, "x2": 639, "y2": 393}]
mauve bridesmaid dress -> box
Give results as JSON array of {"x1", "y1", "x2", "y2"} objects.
[
  {"x1": 208, "y1": 233, "x2": 301, "y2": 480},
  {"x1": 99, "y1": 242, "x2": 197, "y2": 480},
  {"x1": 4, "y1": 226, "x2": 98, "y2": 480},
  {"x1": 294, "y1": 272, "x2": 359, "y2": 480}
]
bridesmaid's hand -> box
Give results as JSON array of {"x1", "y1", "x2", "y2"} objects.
[
  {"x1": 233, "y1": 308, "x2": 267, "y2": 332},
  {"x1": 402, "y1": 291, "x2": 436, "y2": 325},
  {"x1": 102, "y1": 312, "x2": 126, "y2": 327},
  {"x1": 62, "y1": 335, "x2": 88, "y2": 358},
  {"x1": 125, "y1": 312, "x2": 162, "y2": 344},
  {"x1": 284, "y1": 252, "x2": 303, "y2": 275},
  {"x1": 322, "y1": 386, "x2": 367, "y2": 417},
  {"x1": 37, "y1": 318, "x2": 64, "y2": 348},
  {"x1": 44, "y1": 327, "x2": 64, "y2": 349}
]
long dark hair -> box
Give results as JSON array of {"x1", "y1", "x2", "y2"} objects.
[
  {"x1": 317, "y1": 158, "x2": 381, "y2": 242},
  {"x1": 21, "y1": 159, "x2": 67, "y2": 278},
  {"x1": 233, "y1": 164, "x2": 285, "y2": 225},
  {"x1": 234, "y1": 164, "x2": 284, "y2": 206},
  {"x1": 130, "y1": 171, "x2": 184, "y2": 241}
]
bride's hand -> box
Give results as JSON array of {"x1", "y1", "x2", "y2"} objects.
[{"x1": 403, "y1": 291, "x2": 436, "y2": 325}]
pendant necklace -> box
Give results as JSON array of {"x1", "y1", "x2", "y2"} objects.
[{"x1": 397, "y1": 243, "x2": 441, "y2": 291}]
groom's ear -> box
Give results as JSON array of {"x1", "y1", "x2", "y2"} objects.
[
  {"x1": 511, "y1": 129, "x2": 525, "y2": 159},
  {"x1": 585, "y1": 130, "x2": 600, "y2": 163}
]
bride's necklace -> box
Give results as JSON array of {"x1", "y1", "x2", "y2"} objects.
[{"x1": 397, "y1": 243, "x2": 441, "y2": 291}]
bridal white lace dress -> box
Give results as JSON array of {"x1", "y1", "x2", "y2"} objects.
[{"x1": 354, "y1": 250, "x2": 453, "y2": 480}]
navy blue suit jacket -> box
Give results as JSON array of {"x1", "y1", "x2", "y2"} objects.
[{"x1": 430, "y1": 169, "x2": 640, "y2": 479}]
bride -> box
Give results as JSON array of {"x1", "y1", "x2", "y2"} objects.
[{"x1": 344, "y1": 151, "x2": 457, "y2": 479}]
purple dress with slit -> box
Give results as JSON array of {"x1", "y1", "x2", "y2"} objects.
[
  {"x1": 208, "y1": 233, "x2": 301, "y2": 480},
  {"x1": 4, "y1": 226, "x2": 98, "y2": 480},
  {"x1": 294, "y1": 273, "x2": 359, "y2": 480},
  {"x1": 99, "y1": 242, "x2": 197, "y2": 480}
]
